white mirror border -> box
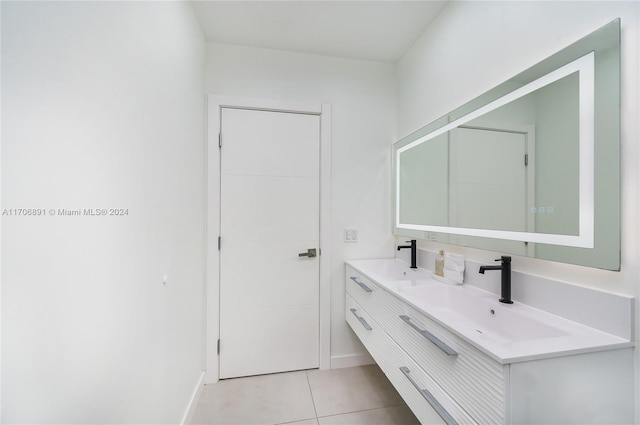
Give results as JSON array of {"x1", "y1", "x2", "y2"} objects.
[{"x1": 395, "y1": 51, "x2": 595, "y2": 248}]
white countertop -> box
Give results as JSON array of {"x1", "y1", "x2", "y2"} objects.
[{"x1": 346, "y1": 258, "x2": 633, "y2": 364}]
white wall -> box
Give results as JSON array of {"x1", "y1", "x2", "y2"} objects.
[
  {"x1": 396, "y1": 0, "x2": 640, "y2": 420},
  {"x1": 205, "y1": 43, "x2": 396, "y2": 365},
  {"x1": 1, "y1": 2, "x2": 206, "y2": 423}
]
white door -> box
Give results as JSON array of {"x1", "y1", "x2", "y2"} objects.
[
  {"x1": 219, "y1": 107, "x2": 320, "y2": 379},
  {"x1": 450, "y1": 127, "x2": 529, "y2": 255}
]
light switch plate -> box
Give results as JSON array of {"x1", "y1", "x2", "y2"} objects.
[{"x1": 344, "y1": 228, "x2": 358, "y2": 242}]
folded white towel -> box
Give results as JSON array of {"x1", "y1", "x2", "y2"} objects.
[{"x1": 443, "y1": 252, "x2": 465, "y2": 284}]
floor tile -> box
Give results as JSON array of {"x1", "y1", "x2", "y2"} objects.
[
  {"x1": 191, "y1": 371, "x2": 316, "y2": 425},
  {"x1": 306, "y1": 365, "x2": 405, "y2": 417},
  {"x1": 318, "y1": 405, "x2": 419, "y2": 425},
  {"x1": 276, "y1": 419, "x2": 319, "y2": 425}
]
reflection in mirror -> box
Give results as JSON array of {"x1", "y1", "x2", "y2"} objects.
[
  {"x1": 393, "y1": 19, "x2": 620, "y2": 270},
  {"x1": 397, "y1": 53, "x2": 593, "y2": 246}
]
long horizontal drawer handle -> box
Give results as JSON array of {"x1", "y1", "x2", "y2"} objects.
[
  {"x1": 350, "y1": 308, "x2": 372, "y2": 330},
  {"x1": 350, "y1": 276, "x2": 373, "y2": 293},
  {"x1": 399, "y1": 367, "x2": 458, "y2": 425},
  {"x1": 399, "y1": 315, "x2": 458, "y2": 357}
]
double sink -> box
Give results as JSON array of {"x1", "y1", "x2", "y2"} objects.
[{"x1": 348, "y1": 258, "x2": 631, "y2": 363}]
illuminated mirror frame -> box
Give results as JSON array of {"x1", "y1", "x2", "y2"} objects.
[{"x1": 395, "y1": 52, "x2": 595, "y2": 248}]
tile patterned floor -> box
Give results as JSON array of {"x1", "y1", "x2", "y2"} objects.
[{"x1": 191, "y1": 364, "x2": 419, "y2": 425}]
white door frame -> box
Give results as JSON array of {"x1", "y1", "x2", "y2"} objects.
[{"x1": 205, "y1": 95, "x2": 332, "y2": 384}]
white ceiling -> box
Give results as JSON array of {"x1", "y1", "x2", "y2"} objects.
[{"x1": 191, "y1": 1, "x2": 449, "y2": 63}]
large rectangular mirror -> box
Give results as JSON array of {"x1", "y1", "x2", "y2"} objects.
[{"x1": 393, "y1": 19, "x2": 620, "y2": 270}]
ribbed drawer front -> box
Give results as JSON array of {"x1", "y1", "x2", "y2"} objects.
[
  {"x1": 345, "y1": 265, "x2": 378, "y2": 310},
  {"x1": 372, "y1": 287, "x2": 506, "y2": 424},
  {"x1": 345, "y1": 294, "x2": 477, "y2": 425}
]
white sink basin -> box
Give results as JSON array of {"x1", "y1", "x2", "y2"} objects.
[
  {"x1": 353, "y1": 258, "x2": 432, "y2": 282},
  {"x1": 400, "y1": 284, "x2": 568, "y2": 344}
]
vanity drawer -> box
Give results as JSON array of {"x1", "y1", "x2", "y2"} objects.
[
  {"x1": 372, "y1": 288, "x2": 506, "y2": 424},
  {"x1": 346, "y1": 293, "x2": 380, "y2": 346},
  {"x1": 346, "y1": 294, "x2": 477, "y2": 425},
  {"x1": 345, "y1": 265, "x2": 379, "y2": 311},
  {"x1": 379, "y1": 338, "x2": 478, "y2": 425}
]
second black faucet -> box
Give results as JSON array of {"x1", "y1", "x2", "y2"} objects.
[
  {"x1": 397, "y1": 240, "x2": 417, "y2": 269},
  {"x1": 479, "y1": 256, "x2": 513, "y2": 304}
]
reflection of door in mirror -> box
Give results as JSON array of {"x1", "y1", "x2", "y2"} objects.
[{"x1": 449, "y1": 126, "x2": 534, "y2": 256}]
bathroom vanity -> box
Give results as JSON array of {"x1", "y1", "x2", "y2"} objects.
[{"x1": 345, "y1": 259, "x2": 634, "y2": 424}]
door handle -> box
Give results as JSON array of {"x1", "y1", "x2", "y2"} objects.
[{"x1": 298, "y1": 248, "x2": 317, "y2": 258}]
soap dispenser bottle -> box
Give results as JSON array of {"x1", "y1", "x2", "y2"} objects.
[{"x1": 435, "y1": 250, "x2": 445, "y2": 277}]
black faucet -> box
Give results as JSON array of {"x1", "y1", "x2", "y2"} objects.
[
  {"x1": 397, "y1": 240, "x2": 417, "y2": 269},
  {"x1": 479, "y1": 256, "x2": 513, "y2": 304}
]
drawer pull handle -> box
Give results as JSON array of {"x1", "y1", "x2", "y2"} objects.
[
  {"x1": 350, "y1": 276, "x2": 373, "y2": 293},
  {"x1": 400, "y1": 367, "x2": 458, "y2": 425},
  {"x1": 399, "y1": 315, "x2": 458, "y2": 356},
  {"x1": 350, "y1": 308, "x2": 372, "y2": 330}
]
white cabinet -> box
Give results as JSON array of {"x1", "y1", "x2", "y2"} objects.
[
  {"x1": 346, "y1": 294, "x2": 476, "y2": 424},
  {"x1": 345, "y1": 264, "x2": 634, "y2": 425}
]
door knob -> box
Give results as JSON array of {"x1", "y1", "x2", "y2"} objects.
[{"x1": 298, "y1": 248, "x2": 317, "y2": 258}]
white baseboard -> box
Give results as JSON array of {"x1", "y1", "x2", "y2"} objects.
[
  {"x1": 181, "y1": 371, "x2": 206, "y2": 425},
  {"x1": 330, "y1": 353, "x2": 375, "y2": 369}
]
